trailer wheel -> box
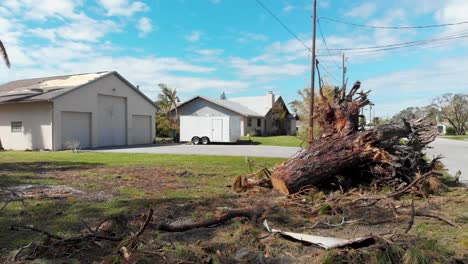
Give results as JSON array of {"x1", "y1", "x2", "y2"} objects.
[
  {"x1": 201, "y1": 137, "x2": 210, "y2": 145},
  {"x1": 191, "y1": 136, "x2": 200, "y2": 145}
]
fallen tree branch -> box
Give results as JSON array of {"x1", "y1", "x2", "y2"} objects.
[
  {"x1": 404, "y1": 200, "x2": 415, "y2": 234},
  {"x1": 10, "y1": 224, "x2": 64, "y2": 240},
  {"x1": 388, "y1": 172, "x2": 438, "y2": 199},
  {"x1": 397, "y1": 208, "x2": 459, "y2": 227},
  {"x1": 157, "y1": 207, "x2": 265, "y2": 232}
]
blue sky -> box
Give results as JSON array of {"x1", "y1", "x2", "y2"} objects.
[{"x1": 1, "y1": 0, "x2": 467, "y2": 117}]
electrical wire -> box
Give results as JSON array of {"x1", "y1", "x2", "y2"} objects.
[
  {"x1": 317, "y1": 60, "x2": 339, "y2": 83},
  {"x1": 326, "y1": 30, "x2": 468, "y2": 51},
  {"x1": 317, "y1": 19, "x2": 341, "y2": 69},
  {"x1": 318, "y1": 16, "x2": 468, "y2": 30},
  {"x1": 255, "y1": 0, "x2": 311, "y2": 52}
]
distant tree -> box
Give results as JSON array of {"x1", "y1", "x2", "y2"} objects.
[
  {"x1": 391, "y1": 106, "x2": 435, "y2": 123},
  {"x1": 289, "y1": 84, "x2": 336, "y2": 121},
  {"x1": 158, "y1": 83, "x2": 180, "y2": 124},
  {"x1": 359, "y1": 115, "x2": 366, "y2": 128},
  {"x1": 431, "y1": 93, "x2": 468, "y2": 135},
  {"x1": 156, "y1": 115, "x2": 172, "y2": 137},
  {"x1": 0, "y1": 40, "x2": 10, "y2": 68},
  {"x1": 289, "y1": 84, "x2": 337, "y2": 140},
  {"x1": 220, "y1": 91, "x2": 226, "y2": 100}
]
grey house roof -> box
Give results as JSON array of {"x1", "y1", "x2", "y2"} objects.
[
  {"x1": 177, "y1": 96, "x2": 263, "y2": 117},
  {"x1": 176, "y1": 93, "x2": 294, "y2": 118},
  {"x1": 0, "y1": 71, "x2": 156, "y2": 107},
  {"x1": 230, "y1": 95, "x2": 281, "y2": 116}
]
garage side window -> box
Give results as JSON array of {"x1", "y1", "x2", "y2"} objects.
[
  {"x1": 11, "y1": 121, "x2": 23, "y2": 133},
  {"x1": 257, "y1": 119, "x2": 261, "y2": 127},
  {"x1": 248, "y1": 118, "x2": 252, "y2": 127}
]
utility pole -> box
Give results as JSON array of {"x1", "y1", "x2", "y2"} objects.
[
  {"x1": 342, "y1": 53, "x2": 346, "y2": 89},
  {"x1": 308, "y1": 0, "x2": 317, "y2": 144}
]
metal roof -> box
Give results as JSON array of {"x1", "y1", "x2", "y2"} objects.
[{"x1": 0, "y1": 71, "x2": 156, "y2": 108}]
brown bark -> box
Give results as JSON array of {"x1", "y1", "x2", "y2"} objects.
[{"x1": 271, "y1": 81, "x2": 437, "y2": 194}]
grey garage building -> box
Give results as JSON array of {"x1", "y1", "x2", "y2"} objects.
[{"x1": 0, "y1": 71, "x2": 156, "y2": 150}]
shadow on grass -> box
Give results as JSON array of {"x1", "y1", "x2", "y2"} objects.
[
  {"x1": 0, "y1": 161, "x2": 103, "y2": 187},
  {"x1": 0, "y1": 191, "x2": 301, "y2": 262}
]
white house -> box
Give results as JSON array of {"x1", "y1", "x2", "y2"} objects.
[
  {"x1": 175, "y1": 92, "x2": 296, "y2": 136},
  {"x1": 0, "y1": 71, "x2": 156, "y2": 150}
]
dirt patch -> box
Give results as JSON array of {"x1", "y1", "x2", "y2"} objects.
[
  {"x1": 6, "y1": 184, "x2": 112, "y2": 201},
  {"x1": 49, "y1": 166, "x2": 198, "y2": 196}
]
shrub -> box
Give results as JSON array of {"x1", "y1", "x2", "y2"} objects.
[{"x1": 445, "y1": 126, "x2": 456, "y2": 135}]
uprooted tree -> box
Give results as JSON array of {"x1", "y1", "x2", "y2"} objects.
[{"x1": 271, "y1": 81, "x2": 439, "y2": 194}]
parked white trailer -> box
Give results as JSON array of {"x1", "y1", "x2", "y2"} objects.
[{"x1": 179, "y1": 115, "x2": 241, "y2": 144}]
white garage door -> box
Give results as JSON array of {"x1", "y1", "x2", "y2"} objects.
[
  {"x1": 132, "y1": 115, "x2": 152, "y2": 145},
  {"x1": 98, "y1": 95, "x2": 127, "y2": 147},
  {"x1": 61, "y1": 111, "x2": 91, "y2": 149}
]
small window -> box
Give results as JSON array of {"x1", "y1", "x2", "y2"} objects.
[
  {"x1": 11, "y1": 121, "x2": 23, "y2": 133},
  {"x1": 257, "y1": 119, "x2": 261, "y2": 127},
  {"x1": 248, "y1": 118, "x2": 252, "y2": 127}
]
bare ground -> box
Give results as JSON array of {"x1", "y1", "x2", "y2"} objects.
[{"x1": 1, "y1": 164, "x2": 467, "y2": 263}]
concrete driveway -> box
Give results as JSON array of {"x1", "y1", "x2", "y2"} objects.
[
  {"x1": 95, "y1": 137, "x2": 467, "y2": 182},
  {"x1": 95, "y1": 144, "x2": 302, "y2": 158},
  {"x1": 426, "y1": 138, "x2": 468, "y2": 183}
]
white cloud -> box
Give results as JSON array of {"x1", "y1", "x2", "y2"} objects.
[
  {"x1": 30, "y1": 15, "x2": 118, "y2": 43},
  {"x1": 2, "y1": 0, "x2": 84, "y2": 21},
  {"x1": 137, "y1": 17, "x2": 153, "y2": 37},
  {"x1": 345, "y1": 3, "x2": 377, "y2": 18},
  {"x1": 98, "y1": 0, "x2": 149, "y2": 16},
  {"x1": 364, "y1": 56, "x2": 468, "y2": 116},
  {"x1": 189, "y1": 49, "x2": 224, "y2": 63},
  {"x1": 435, "y1": 0, "x2": 468, "y2": 36},
  {"x1": 229, "y1": 57, "x2": 308, "y2": 81},
  {"x1": 237, "y1": 32, "x2": 269, "y2": 43},
  {"x1": 283, "y1": 4, "x2": 295, "y2": 13},
  {"x1": 185, "y1": 31, "x2": 202, "y2": 42}
]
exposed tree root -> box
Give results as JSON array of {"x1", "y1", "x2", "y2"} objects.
[{"x1": 270, "y1": 81, "x2": 438, "y2": 194}]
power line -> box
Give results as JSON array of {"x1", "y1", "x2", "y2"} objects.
[
  {"x1": 255, "y1": 0, "x2": 311, "y2": 52},
  {"x1": 326, "y1": 30, "x2": 468, "y2": 51},
  {"x1": 317, "y1": 19, "x2": 341, "y2": 69},
  {"x1": 318, "y1": 16, "x2": 468, "y2": 30},
  {"x1": 317, "y1": 60, "x2": 339, "y2": 83}
]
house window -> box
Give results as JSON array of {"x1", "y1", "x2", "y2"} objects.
[
  {"x1": 248, "y1": 118, "x2": 252, "y2": 127},
  {"x1": 11, "y1": 121, "x2": 23, "y2": 133},
  {"x1": 257, "y1": 119, "x2": 261, "y2": 127}
]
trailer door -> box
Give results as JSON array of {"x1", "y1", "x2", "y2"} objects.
[{"x1": 212, "y1": 119, "x2": 223, "y2": 141}]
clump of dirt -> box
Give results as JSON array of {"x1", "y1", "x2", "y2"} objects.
[
  {"x1": 7, "y1": 184, "x2": 112, "y2": 201},
  {"x1": 49, "y1": 166, "x2": 198, "y2": 196}
]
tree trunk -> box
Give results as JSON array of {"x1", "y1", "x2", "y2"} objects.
[{"x1": 271, "y1": 81, "x2": 438, "y2": 195}]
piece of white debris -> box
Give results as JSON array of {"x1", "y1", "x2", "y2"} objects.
[{"x1": 263, "y1": 220, "x2": 374, "y2": 249}]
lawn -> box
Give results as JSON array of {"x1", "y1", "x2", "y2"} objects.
[
  {"x1": 0, "y1": 151, "x2": 466, "y2": 263},
  {"x1": 240, "y1": 135, "x2": 307, "y2": 147},
  {"x1": 440, "y1": 135, "x2": 468, "y2": 141}
]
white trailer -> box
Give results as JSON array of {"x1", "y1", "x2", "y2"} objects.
[{"x1": 179, "y1": 115, "x2": 241, "y2": 144}]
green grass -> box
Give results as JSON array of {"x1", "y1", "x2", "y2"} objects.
[
  {"x1": 240, "y1": 135, "x2": 306, "y2": 147},
  {"x1": 0, "y1": 151, "x2": 284, "y2": 176},
  {"x1": 440, "y1": 135, "x2": 468, "y2": 141},
  {"x1": 0, "y1": 151, "x2": 285, "y2": 255}
]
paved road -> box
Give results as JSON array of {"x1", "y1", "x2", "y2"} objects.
[
  {"x1": 426, "y1": 138, "x2": 468, "y2": 183},
  {"x1": 95, "y1": 138, "x2": 468, "y2": 182},
  {"x1": 95, "y1": 144, "x2": 302, "y2": 158}
]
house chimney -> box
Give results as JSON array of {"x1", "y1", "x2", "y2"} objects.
[{"x1": 266, "y1": 91, "x2": 275, "y2": 110}]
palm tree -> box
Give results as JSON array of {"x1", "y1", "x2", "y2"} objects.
[
  {"x1": 0, "y1": 40, "x2": 11, "y2": 68},
  {"x1": 156, "y1": 94, "x2": 172, "y2": 118},
  {"x1": 158, "y1": 83, "x2": 180, "y2": 124}
]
